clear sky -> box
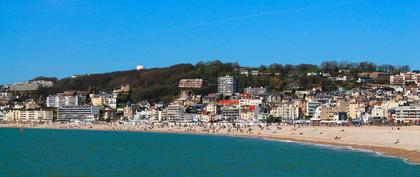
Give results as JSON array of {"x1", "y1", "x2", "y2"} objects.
[{"x1": 1, "y1": 0, "x2": 419, "y2": 84}]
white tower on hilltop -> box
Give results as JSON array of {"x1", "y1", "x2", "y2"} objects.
[{"x1": 136, "y1": 65, "x2": 145, "y2": 71}]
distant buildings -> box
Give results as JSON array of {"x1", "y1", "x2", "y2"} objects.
[
  {"x1": 328, "y1": 76, "x2": 354, "y2": 82},
  {"x1": 390, "y1": 72, "x2": 420, "y2": 85},
  {"x1": 57, "y1": 106, "x2": 100, "y2": 121},
  {"x1": 217, "y1": 75, "x2": 237, "y2": 95},
  {"x1": 113, "y1": 84, "x2": 130, "y2": 94},
  {"x1": 2, "y1": 64, "x2": 420, "y2": 126},
  {"x1": 178, "y1": 79, "x2": 203, "y2": 89},
  {"x1": 358, "y1": 72, "x2": 390, "y2": 79},
  {"x1": 239, "y1": 68, "x2": 249, "y2": 76},
  {"x1": 244, "y1": 87, "x2": 267, "y2": 96}
]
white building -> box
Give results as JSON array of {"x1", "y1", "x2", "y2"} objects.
[
  {"x1": 57, "y1": 106, "x2": 100, "y2": 121},
  {"x1": 46, "y1": 94, "x2": 82, "y2": 108},
  {"x1": 270, "y1": 104, "x2": 299, "y2": 120}
]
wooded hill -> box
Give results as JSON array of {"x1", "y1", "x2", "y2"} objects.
[{"x1": 34, "y1": 60, "x2": 410, "y2": 103}]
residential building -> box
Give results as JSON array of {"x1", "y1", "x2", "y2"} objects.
[
  {"x1": 312, "y1": 100, "x2": 349, "y2": 122},
  {"x1": 270, "y1": 104, "x2": 299, "y2": 120},
  {"x1": 348, "y1": 103, "x2": 364, "y2": 119},
  {"x1": 90, "y1": 93, "x2": 117, "y2": 108},
  {"x1": 217, "y1": 75, "x2": 237, "y2": 95},
  {"x1": 306, "y1": 101, "x2": 321, "y2": 117},
  {"x1": 390, "y1": 72, "x2": 420, "y2": 85},
  {"x1": 219, "y1": 105, "x2": 240, "y2": 121},
  {"x1": 394, "y1": 106, "x2": 420, "y2": 124},
  {"x1": 18, "y1": 110, "x2": 53, "y2": 122},
  {"x1": 390, "y1": 75, "x2": 404, "y2": 85},
  {"x1": 164, "y1": 104, "x2": 185, "y2": 122},
  {"x1": 46, "y1": 94, "x2": 82, "y2": 108}
]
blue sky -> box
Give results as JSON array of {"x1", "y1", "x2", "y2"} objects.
[{"x1": 0, "y1": 0, "x2": 419, "y2": 84}]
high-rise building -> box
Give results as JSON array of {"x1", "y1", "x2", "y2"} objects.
[{"x1": 217, "y1": 75, "x2": 237, "y2": 95}]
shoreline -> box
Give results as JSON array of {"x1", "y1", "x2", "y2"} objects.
[
  {"x1": 1, "y1": 123, "x2": 420, "y2": 165},
  {"x1": 259, "y1": 135, "x2": 420, "y2": 165}
]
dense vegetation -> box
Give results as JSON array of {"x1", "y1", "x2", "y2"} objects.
[{"x1": 31, "y1": 60, "x2": 410, "y2": 103}]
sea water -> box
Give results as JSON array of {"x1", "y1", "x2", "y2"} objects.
[{"x1": 0, "y1": 128, "x2": 419, "y2": 177}]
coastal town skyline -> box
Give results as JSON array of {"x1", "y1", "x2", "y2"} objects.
[
  {"x1": 1, "y1": 0, "x2": 419, "y2": 83},
  {"x1": 1, "y1": 0, "x2": 420, "y2": 176},
  {"x1": 1, "y1": 59, "x2": 420, "y2": 166}
]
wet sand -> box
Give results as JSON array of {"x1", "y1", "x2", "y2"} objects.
[{"x1": 1, "y1": 123, "x2": 420, "y2": 164}]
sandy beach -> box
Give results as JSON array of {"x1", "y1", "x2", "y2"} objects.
[{"x1": 1, "y1": 123, "x2": 420, "y2": 164}]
